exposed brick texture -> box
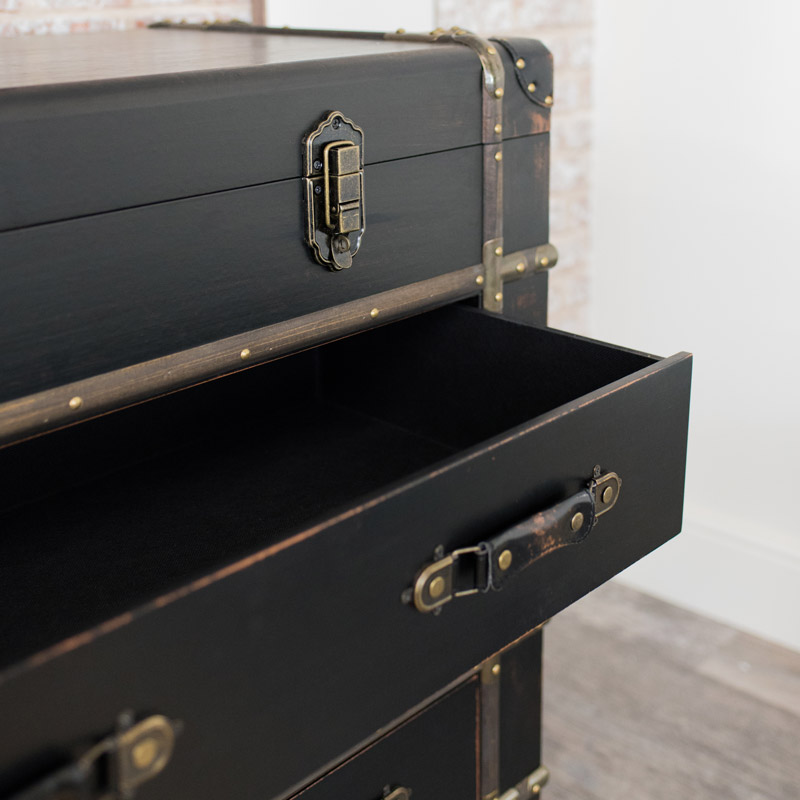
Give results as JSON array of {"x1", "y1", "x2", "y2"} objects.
[
  {"x1": 437, "y1": 0, "x2": 593, "y2": 334},
  {"x1": 0, "y1": 0, "x2": 250, "y2": 36}
]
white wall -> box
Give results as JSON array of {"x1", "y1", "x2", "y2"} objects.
[{"x1": 592, "y1": 0, "x2": 800, "y2": 650}]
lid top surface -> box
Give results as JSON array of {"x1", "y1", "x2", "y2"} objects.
[{"x1": 0, "y1": 28, "x2": 440, "y2": 90}]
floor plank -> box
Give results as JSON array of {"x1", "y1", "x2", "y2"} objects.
[
  {"x1": 697, "y1": 631, "x2": 800, "y2": 718},
  {"x1": 542, "y1": 583, "x2": 800, "y2": 800}
]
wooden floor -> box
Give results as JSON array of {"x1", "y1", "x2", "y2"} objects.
[{"x1": 542, "y1": 583, "x2": 800, "y2": 800}]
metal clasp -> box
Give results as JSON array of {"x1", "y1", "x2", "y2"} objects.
[
  {"x1": 8, "y1": 713, "x2": 181, "y2": 800},
  {"x1": 411, "y1": 544, "x2": 489, "y2": 613},
  {"x1": 590, "y1": 469, "x2": 621, "y2": 516},
  {"x1": 304, "y1": 111, "x2": 365, "y2": 270},
  {"x1": 408, "y1": 469, "x2": 621, "y2": 615},
  {"x1": 383, "y1": 788, "x2": 412, "y2": 800}
]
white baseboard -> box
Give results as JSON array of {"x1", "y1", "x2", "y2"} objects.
[{"x1": 613, "y1": 513, "x2": 800, "y2": 653}]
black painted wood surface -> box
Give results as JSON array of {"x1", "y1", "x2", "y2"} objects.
[
  {"x1": 0, "y1": 148, "x2": 484, "y2": 403},
  {"x1": 0, "y1": 30, "x2": 552, "y2": 404},
  {"x1": 0, "y1": 135, "x2": 549, "y2": 403},
  {"x1": 285, "y1": 679, "x2": 479, "y2": 800},
  {"x1": 500, "y1": 630, "x2": 543, "y2": 791},
  {"x1": 0, "y1": 30, "x2": 552, "y2": 230},
  {"x1": 0, "y1": 306, "x2": 692, "y2": 800}
]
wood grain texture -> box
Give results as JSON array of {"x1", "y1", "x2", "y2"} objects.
[
  {"x1": 0, "y1": 36, "x2": 480, "y2": 230},
  {"x1": 500, "y1": 629, "x2": 543, "y2": 791},
  {"x1": 0, "y1": 29, "x2": 552, "y2": 233},
  {"x1": 286, "y1": 679, "x2": 479, "y2": 800},
  {"x1": 0, "y1": 132, "x2": 551, "y2": 406},
  {"x1": 0, "y1": 265, "x2": 483, "y2": 447},
  {"x1": 0, "y1": 148, "x2": 483, "y2": 402},
  {"x1": 0, "y1": 308, "x2": 690, "y2": 800},
  {"x1": 542, "y1": 583, "x2": 800, "y2": 800},
  {"x1": 696, "y1": 630, "x2": 800, "y2": 719},
  {"x1": 0, "y1": 29, "x2": 441, "y2": 88}
]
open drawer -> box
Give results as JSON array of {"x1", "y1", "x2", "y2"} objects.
[{"x1": 0, "y1": 305, "x2": 691, "y2": 800}]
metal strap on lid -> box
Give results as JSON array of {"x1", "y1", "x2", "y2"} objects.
[
  {"x1": 0, "y1": 24, "x2": 559, "y2": 448},
  {"x1": 389, "y1": 27, "x2": 506, "y2": 311}
]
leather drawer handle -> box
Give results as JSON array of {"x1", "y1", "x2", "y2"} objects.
[
  {"x1": 410, "y1": 470, "x2": 621, "y2": 613},
  {"x1": 8, "y1": 714, "x2": 181, "y2": 800}
]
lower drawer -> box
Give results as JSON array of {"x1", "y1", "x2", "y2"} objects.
[
  {"x1": 0, "y1": 305, "x2": 691, "y2": 799},
  {"x1": 287, "y1": 678, "x2": 479, "y2": 800}
]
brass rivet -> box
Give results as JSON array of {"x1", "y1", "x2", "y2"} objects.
[
  {"x1": 429, "y1": 576, "x2": 445, "y2": 599},
  {"x1": 487, "y1": 46, "x2": 497, "y2": 55},
  {"x1": 240, "y1": 348, "x2": 251, "y2": 360},
  {"x1": 516, "y1": 57, "x2": 526, "y2": 69},
  {"x1": 131, "y1": 737, "x2": 159, "y2": 770},
  {"x1": 494, "y1": 246, "x2": 503, "y2": 256},
  {"x1": 498, "y1": 549, "x2": 513, "y2": 571},
  {"x1": 68, "y1": 396, "x2": 83, "y2": 410},
  {"x1": 531, "y1": 788, "x2": 541, "y2": 797},
  {"x1": 571, "y1": 512, "x2": 585, "y2": 532},
  {"x1": 396, "y1": 27, "x2": 406, "y2": 34},
  {"x1": 528, "y1": 81, "x2": 537, "y2": 92},
  {"x1": 370, "y1": 307, "x2": 379, "y2": 318},
  {"x1": 494, "y1": 292, "x2": 503, "y2": 302},
  {"x1": 491, "y1": 663, "x2": 501, "y2": 676},
  {"x1": 494, "y1": 122, "x2": 502, "y2": 134},
  {"x1": 602, "y1": 486, "x2": 614, "y2": 504},
  {"x1": 545, "y1": 95, "x2": 554, "y2": 105},
  {"x1": 516, "y1": 262, "x2": 525, "y2": 273},
  {"x1": 540, "y1": 256, "x2": 550, "y2": 268},
  {"x1": 494, "y1": 87, "x2": 504, "y2": 98},
  {"x1": 476, "y1": 275, "x2": 485, "y2": 285},
  {"x1": 494, "y1": 151, "x2": 503, "y2": 162}
]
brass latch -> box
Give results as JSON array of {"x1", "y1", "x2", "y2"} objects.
[
  {"x1": 499, "y1": 765, "x2": 550, "y2": 800},
  {"x1": 304, "y1": 111, "x2": 365, "y2": 270},
  {"x1": 408, "y1": 469, "x2": 621, "y2": 613},
  {"x1": 8, "y1": 713, "x2": 181, "y2": 799},
  {"x1": 383, "y1": 788, "x2": 411, "y2": 800}
]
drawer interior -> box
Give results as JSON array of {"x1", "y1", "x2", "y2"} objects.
[{"x1": 0, "y1": 305, "x2": 656, "y2": 669}]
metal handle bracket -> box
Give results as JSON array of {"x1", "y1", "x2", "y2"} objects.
[{"x1": 409, "y1": 469, "x2": 621, "y2": 614}]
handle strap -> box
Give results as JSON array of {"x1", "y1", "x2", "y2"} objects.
[{"x1": 411, "y1": 470, "x2": 621, "y2": 613}]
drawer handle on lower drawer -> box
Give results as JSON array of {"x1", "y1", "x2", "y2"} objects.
[
  {"x1": 410, "y1": 470, "x2": 621, "y2": 613},
  {"x1": 8, "y1": 713, "x2": 181, "y2": 800}
]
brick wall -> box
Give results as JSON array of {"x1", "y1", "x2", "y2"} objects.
[
  {"x1": 0, "y1": 0, "x2": 250, "y2": 36},
  {"x1": 436, "y1": 0, "x2": 593, "y2": 333}
]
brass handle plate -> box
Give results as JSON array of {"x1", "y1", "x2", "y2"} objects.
[{"x1": 8, "y1": 713, "x2": 181, "y2": 800}]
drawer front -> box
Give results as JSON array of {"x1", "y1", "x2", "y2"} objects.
[
  {"x1": 287, "y1": 679, "x2": 478, "y2": 800},
  {"x1": 0, "y1": 306, "x2": 691, "y2": 800}
]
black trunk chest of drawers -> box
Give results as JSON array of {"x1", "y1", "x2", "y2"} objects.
[{"x1": 0, "y1": 25, "x2": 692, "y2": 800}]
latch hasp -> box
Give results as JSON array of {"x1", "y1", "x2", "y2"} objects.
[{"x1": 304, "y1": 111, "x2": 365, "y2": 270}]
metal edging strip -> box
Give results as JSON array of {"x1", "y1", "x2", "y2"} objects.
[
  {"x1": 387, "y1": 28, "x2": 506, "y2": 312},
  {"x1": 1, "y1": 23, "x2": 558, "y2": 447},
  {"x1": 0, "y1": 245, "x2": 556, "y2": 448},
  {"x1": 480, "y1": 655, "x2": 502, "y2": 800},
  {"x1": 150, "y1": 22, "x2": 516, "y2": 312},
  {"x1": 0, "y1": 266, "x2": 478, "y2": 448}
]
